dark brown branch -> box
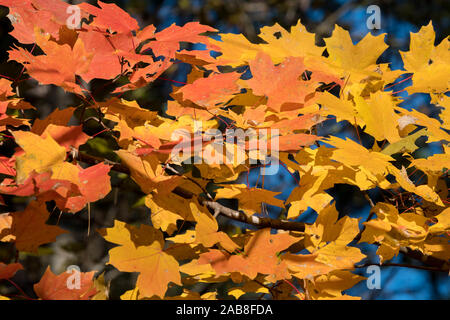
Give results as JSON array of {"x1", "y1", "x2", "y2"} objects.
[{"x1": 199, "y1": 199, "x2": 305, "y2": 232}]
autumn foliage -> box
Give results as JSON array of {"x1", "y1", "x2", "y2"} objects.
[{"x1": 0, "y1": 0, "x2": 449, "y2": 300}]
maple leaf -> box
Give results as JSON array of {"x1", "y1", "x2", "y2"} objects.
[
  {"x1": 199, "y1": 229, "x2": 300, "y2": 281},
  {"x1": 305, "y1": 270, "x2": 365, "y2": 300},
  {"x1": 246, "y1": 52, "x2": 318, "y2": 112},
  {"x1": 77, "y1": 163, "x2": 112, "y2": 203},
  {"x1": 388, "y1": 165, "x2": 444, "y2": 206},
  {"x1": 0, "y1": 115, "x2": 29, "y2": 131},
  {"x1": 175, "y1": 49, "x2": 219, "y2": 68},
  {"x1": 305, "y1": 204, "x2": 360, "y2": 250},
  {"x1": 0, "y1": 78, "x2": 14, "y2": 98},
  {"x1": 316, "y1": 91, "x2": 358, "y2": 124},
  {"x1": 0, "y1": 81, "x2": 31, "y2": 130},
  {"x1": 325, "y1": 136, "x2": 394, "y2": 177},
  {"x1": 191, "y1": 201, "x2": 239, "y2": 252},
  {"x1": 42, "y1": 125, "x2": 90, "y2": 151},
  {"x1": 0, "y1": 2, "x2": 448, "y2": 301},
  {"x1": 258, "y1": 20, "x2": 324, "y2": 62},
  {"x1": 380, "y1": 129, "x2": 429, "y2": 155},
  {"x1": 428, "y1": 207, "x2": 450, "y2": 235},
  {"x1": 0, "y1": 157, "x2": 15, "y2": 176},
  {"x1": 176, "y1": 72, "x2": 241, "y2": 109},
  {"x1": 141, "y1": 22, "x2": 217, "y2": 59},
  {"x1": 354, "y1": 92, "x2": 401, "y2": 143},
  {"x1": 0, "y1": 262, "x2": 23, "y2": 280},
  {"x1": 215, "y1": 184, "x2": 284, "y2": 217},
  {"x1": 99, "y1": 98, "x2": 158, "y2": 147},
  {"x1": 210, "y1": 20, "x2": 324, "y2": 67},
  {"x1": 324, "y1": 25, "x2": 388, "y2": 81},
  {"x1": 33, "y1": 267, "x2": 98, "y2": 300},
  {"x1": 286, "y1": 172, "x2": 333, "y2": 219},
  {"x1": 12, "y1": 130, "x2": 67, "y2": 184},
  {"x1": 400, "y1": 21, "x2": 450, "y2": 94},
  {"x1": 359, "y1": 202, "x2": 430, "y2": 262},
  {"x1": 145, "y1": 193, "x2": 194, "y2": 235},
  {"x1": 77, "y1": 30, "x2": 126, "y2": 82},
  {"x1": 1, "y1": 0, "x2": 86, "y2": 44},
  {"x1": 79, "y1": 1, "x2": 139, "y2": 34},
  {"x1": 0, "y1": 171, "x2": 86, "y2": 213},
  {"x1": 6, "y1": 200, "x2": 67, "y2": 253},
  {"x1": 283, "y1": 203, "x2": 365, "y2": 278},
  {"x1": 281, "y1": 252, "x2": 336, "y2": 279},
  {"x1": 283, "y1": 244, "x2": 365, "y2": 280},
  {"x1": 31, "y1": 107, "x2": 76, "y2": 135},
  {"x1": 228, "y1": 280, "x2": 269, "y2": 299},
  {"x1": 409, "y1": 145, "x2": 449, "y2": 174},
  {"x1": 52, "y1": 162, "x2": 112, "y2": 212},
  {"x1": 209, "y1": 33, "x2": 261, "y2": 68},
  {"x1": 99, "y1": 220, "x2": 181, "y2": 298},
  {"x1": 8, "y1": 30, "x2": 93, "y2": 94},
  {"x1": 394, "y1": 107, "x2": 450, "y2": 143},
  {"x1": 116, "y1": 150, "x2": 181, "y2": 195}
]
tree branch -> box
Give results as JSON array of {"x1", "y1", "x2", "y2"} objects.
[{"x1": 199, "y1": 199, "x2": 305, "y2": 232}]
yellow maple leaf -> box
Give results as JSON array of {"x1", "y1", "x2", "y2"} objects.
[
  {"x1": 145, "y1": 193, "x2": 194, "y2": 235},
  {"x1": 191, "y1": 202, "x2": 239, "y2": 252},
  {"x1": 0, "y1": 213, "x2": 13, "y2": 242},
  {"x1": 326, "y1": 136, "x2": 394, "y2": 177},
  {"x1": 215, "y1": 184, "x2": 284, "y2": 217},
  {"x1": 228, "y1": 280, "x2": 269, "y2": 299},
  {"x1": 388, "y1": 165, "x2": 444, "y2": 206},
  {"x1": 13, "y1": 130, "x2": 66, "y2": 184},
  {"x1": 99, "y1": 220, "x2": 181, "y2": 298},
  {"x1": 306, "y1": 270, "x2": 364, "y2": 300},
  {"x1": 429, "y1": 207, "x2": 450, "y2": 235},
  {"x1": 354, "y1": 92, "x2": 401, "y2": 143},
  {"x1": 286, "y1": 172, "x2": 333, "y2": 219},
  {"x1": 306, "y1": 204, "x2": 360, "y2": 250},
  {"x1": 324, "y1": 25, "x2": 388, "y2": 81},
  {"x1": 9, "y1": 201, "x2": 68, "y2": 253},
  {"x1": 116, "y1": 150, "x2": 181, "y2": 195},
  {"x1": 209, "y1": 33, "x2": 261, "y2": 68},
  {"x1": 360, "y1": 202, "x2": 429, "y2": 262},
  {"x1": 316, "y1": 91, "x2": 358, "y2": 124},
  {"x1": 400, "y1": 21, "x2": 450, "y2": 94},
  {"x1": 210, "y1": 20, "x2": 324, "y2": 68},
  {"x1": 434, "y1": 94, "x2": 450, "y2": 130},
  {"x1": 258, "y1": 20, "x2": 324, "y2": 63},
  {"x1": 394, "y1": 107, "x2": 450, "y2": 143}
]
